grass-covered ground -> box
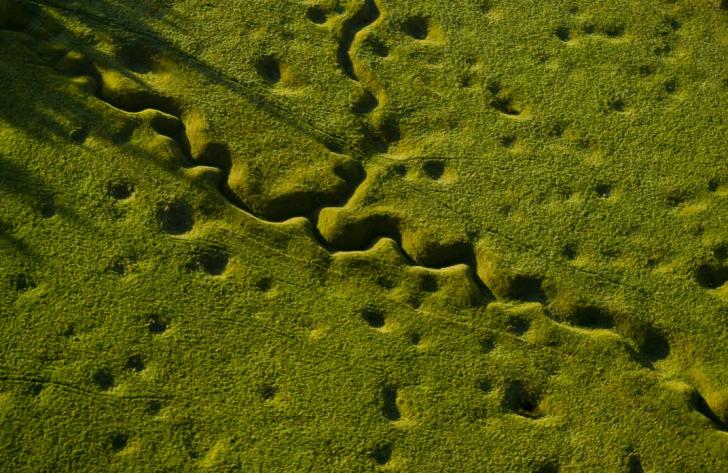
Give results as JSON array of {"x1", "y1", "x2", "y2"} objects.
[{"x1": 2, "y1": 0, "x2": 728, "y2": 470}]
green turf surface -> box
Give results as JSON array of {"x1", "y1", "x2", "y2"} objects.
[{"x1": 2, "y1": 0, "x2": 728, "y2": 470}]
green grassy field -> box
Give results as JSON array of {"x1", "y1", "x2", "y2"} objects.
[{"x1": 2, "y1": 0, "x2": 728, "y2": 470}]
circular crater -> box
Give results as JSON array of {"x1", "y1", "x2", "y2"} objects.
[
  {"x1": 401, "y1": 16, "x2": 429, "y2": 40},
  {"x1": 306, "y1": 6, "x2": 327, "y2": 24},
  {"x1": 108, "y1": 181, "x2": 134, "y2": 200},
  {"x1": 157, "y1": 200, "x2": 194, "y2": 234}
]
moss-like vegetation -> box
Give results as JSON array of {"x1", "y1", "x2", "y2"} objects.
[{"x1": 2, "y1": 0, "x2": 728, "y2": 470}]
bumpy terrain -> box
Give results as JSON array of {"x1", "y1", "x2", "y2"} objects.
[{"x1": 2, "y1": 0, "x2": 728, "y2": 471}]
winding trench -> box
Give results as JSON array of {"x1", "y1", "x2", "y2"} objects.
[
  {"x1": 7, "y1": 0, "x2": 728, "y2": 440},
  {"x1": 39, "y1": 0, "x2": 489, "y2": 300},
  {"x1": 17, "y1": 0, "x2": 491, "y2": 301},
  {"x1": 335, "y1": 0, "x2": 400, "y2": 162},
  {"x1": 22, "y1": 0, "x2": 700, "y2": 308},
  {"x1": 86, "y1": 69, "x2": 494, "y2": 301},
  {"x1": 337, "y1": 0, "x2": 380, "y2": 81}
]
